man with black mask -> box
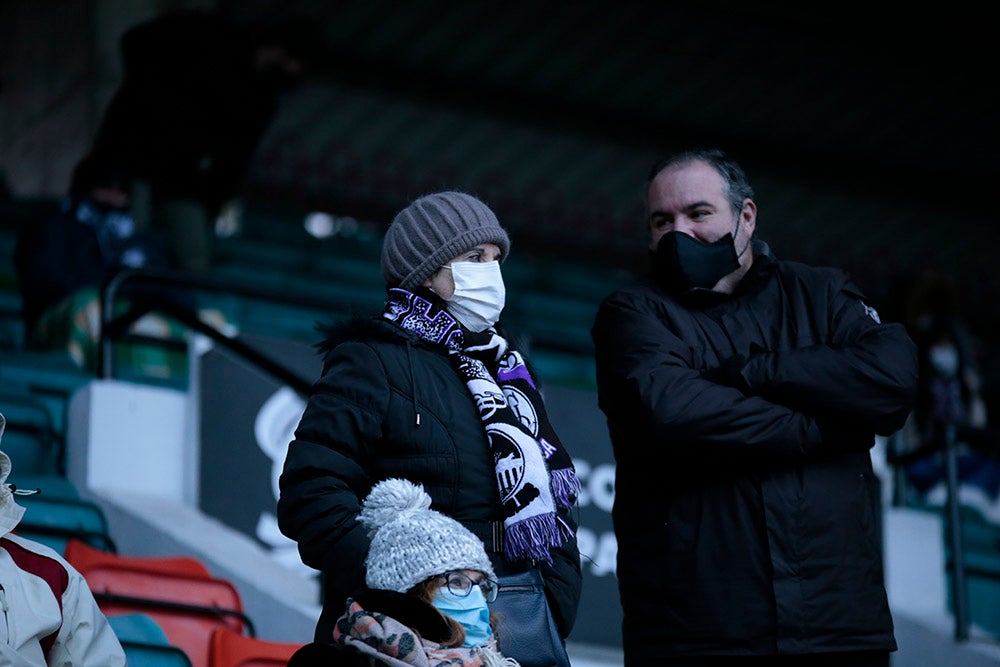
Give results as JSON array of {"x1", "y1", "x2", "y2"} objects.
[{"x1": 591, "y1": 148, "x2": 919, "y2": 666}]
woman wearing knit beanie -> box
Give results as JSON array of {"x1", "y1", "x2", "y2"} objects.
[
  {"x1": 278, "y1": 192, "x2": 581, "y2": 667},
  {"x1": 289, "y1": 479, "x2": 519, "y2": 666}
]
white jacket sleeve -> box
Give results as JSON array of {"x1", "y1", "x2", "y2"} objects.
[{"x1": 45, "y1": 569, "x2": 127, "y2": 667}]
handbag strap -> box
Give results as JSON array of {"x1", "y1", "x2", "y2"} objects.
[{"x1": 463, "y1": 520, "x2": 505, "y2": 554}]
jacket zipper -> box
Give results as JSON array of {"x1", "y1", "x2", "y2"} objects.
[
  {"x1": 495, "y1": 584, "x2": 536, "y2": 593},
  {"x1": 0, "y1": 584, "x2": 9, "y2": 645}
]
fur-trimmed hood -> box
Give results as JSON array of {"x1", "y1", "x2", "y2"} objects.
[
  {"x1": 315, "y1": 287, "x2": 454, "y2": 360},
  {"x1": 315, "y1": 315, "x2": 420, "y2": 359}
]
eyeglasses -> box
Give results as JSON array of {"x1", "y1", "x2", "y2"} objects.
[{"x1": 441, "y1": 571, "x2": 499, "y2": 603}]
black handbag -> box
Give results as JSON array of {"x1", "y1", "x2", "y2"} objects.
[{"x1": 488, "y1": 568, "x2": 571, "y2": 667}]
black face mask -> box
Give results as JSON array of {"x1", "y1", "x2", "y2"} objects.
[{"x1": 651, "y1": 231, "x2": 740, "y2": 293}]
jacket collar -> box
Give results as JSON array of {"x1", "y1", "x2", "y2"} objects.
[
  {"x1": 733, "y1": 239, "x2": 778, "y2": 296},
  {"x1": 353, "y1": 588, "x2": 453, "y2": 643},
  {"x1": 0, "y1": 417, "x2": 27, "y2": 538}
]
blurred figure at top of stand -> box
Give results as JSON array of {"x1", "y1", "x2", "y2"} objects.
[
  {"x1": 89, "y1": 8, "x2": 313, "y2": 272},
  {"x1": 13, "y1": 152, "x2": 175, "y2": 371},
  {"x1": 12, "y1": 151, "x2": 216, "y2": 382}
]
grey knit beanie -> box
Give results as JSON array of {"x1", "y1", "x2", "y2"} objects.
[
  {"x1": 381, "y1": 191, "x2": 511, "y2": 290},
  {"x1": 360, "y1": 478, "x2": 496, "y2": 593}
]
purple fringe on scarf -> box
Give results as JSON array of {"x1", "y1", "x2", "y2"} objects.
[
  {"x1": 551, "y1": 469, "x2": 581, "y2": 510},
  {"x1": 504, "y1": 513, "x2": 574, "y2": 565},
  {"x1": 502, "y1": 470, "x2": 580, "y2": 563}
]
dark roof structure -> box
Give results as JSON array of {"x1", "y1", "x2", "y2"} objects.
[{"x1": 220, "y1": 0, "x2": 998, "y2": 331}]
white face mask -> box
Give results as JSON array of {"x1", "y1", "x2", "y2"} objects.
[
  {"x1": 442, "y1": 260, "x2": 506, "y2": 332},
  {"x1": 929, "y1": 343, "x2": 960, "y2": 378}
]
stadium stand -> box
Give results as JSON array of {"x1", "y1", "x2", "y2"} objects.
[{"x1": 14, "y1": 487, "x2": 117, "y2": 554}]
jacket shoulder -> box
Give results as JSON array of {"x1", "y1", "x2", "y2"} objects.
[
  {"x1": 773, "y1": 259, "x2": 856, "y2": 294},
  {"x1": 597, "y1": 279, "x2": 663, "y2": 312},
  {"x1": 316, "y1": 316, "x2": 417, "y2": 360},
  {"x1": 774, "y1": 258, "x2": 848, "y2": 280},
  {"x1": 1, "y1": 534, "x2": 72, "y2": 591}
]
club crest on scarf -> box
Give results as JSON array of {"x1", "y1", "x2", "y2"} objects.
[{"x1": 384, "y1": 288, "x2": 580, "y2": 564}]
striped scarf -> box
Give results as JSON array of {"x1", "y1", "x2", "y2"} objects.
[{"x1": 383, "y1": 288, "x2": 579, "y2": 564}]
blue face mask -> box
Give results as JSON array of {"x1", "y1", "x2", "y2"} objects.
[{"x1": 432, "y1": 586, "x2": 493, "y2": 647}]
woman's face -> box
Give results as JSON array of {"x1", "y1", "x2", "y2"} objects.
[
  {"x1": 422, "y1": 243, "x2": 502, "y2": 300},
  {"x1": 411, "y1": 568, "x2": 493, "y2": 604}
]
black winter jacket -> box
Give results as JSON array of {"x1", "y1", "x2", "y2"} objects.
[
  {"x1": 277, "y1": 315, "x2": 582, "y2": 643},
  {"x1": 591, "y1": 245, "x2": 918, "y2": 660}
]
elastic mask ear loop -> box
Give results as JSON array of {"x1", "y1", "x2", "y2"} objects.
[{"x1": 733, "y1": 209, "x2": 752, "y2": 258}]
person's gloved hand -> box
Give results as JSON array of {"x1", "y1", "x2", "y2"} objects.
[{"x1": 701, "y1": 354, "x2": 750, "y2": 393}]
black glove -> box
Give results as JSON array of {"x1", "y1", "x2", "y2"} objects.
[{"x1": 701, "y1": 354, "x2": 751, "y2": 394}]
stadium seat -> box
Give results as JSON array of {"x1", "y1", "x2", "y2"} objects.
[
  {"x1": 109, "y1": 612, "x2": 172, "y2": 644},
  {"x1": 0, "y1": 350, "x2": 93, "y2": 434},
  {"x1": 13, "y1": 491, "x2": 116, "y2": 554},
  {"x1": 65, "y1": 537, "x2": 209, "y2": 578},
  {"x1": 0, "y1": 388, "x2": 61, "y2": 474},
  {"x1": 67, "y1": 541, "x2": 253, "y2": 667},
  {"x1": 207, "y1": 626, "x2": 302, "y2": 667},
  {"x1": 108, "y1": 613, "x2": 194, "y2": 667}
]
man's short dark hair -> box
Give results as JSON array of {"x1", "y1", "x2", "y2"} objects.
[{"x1": 647, "y1": 148, "x2": 755, "y2": 213}]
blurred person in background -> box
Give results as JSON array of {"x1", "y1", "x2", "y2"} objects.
[
  {"x1": 895, "y1": 269, "x2": 1000, "y2": 521},
  {"x1": 13, "y1": 149, "x2": 233, "y2": 380},
  {"x1": 89, "y1": 8, "x2": 310, "y2": 272},
  {"x1": 12, "y1": 151, "x2": 179, "y2": 376}
]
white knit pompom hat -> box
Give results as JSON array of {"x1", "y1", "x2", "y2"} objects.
[{"x1": 360, "y1": 478, "x2": 496, "y2": 593}]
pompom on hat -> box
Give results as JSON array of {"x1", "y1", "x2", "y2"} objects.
[
  {"x1": 360, "y1": 478, "x2": 496, "y2": 593},
  {"x1": 380, "y1": 191, "x2": 511, "y2": 291}
]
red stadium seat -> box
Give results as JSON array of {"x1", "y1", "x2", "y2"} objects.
[
  {"x1": 208, "y1": 626, "x2": 302, "y2": 667},
  {"x1": 65, "y1": 537, "x2": 210, "y2": 578},
  {"x1": 65, "y1": 538, "x2": 252, "y2": 667}
]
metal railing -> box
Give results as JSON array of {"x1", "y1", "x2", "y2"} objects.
[
  {"x1": 98, "y1": 266, "x2": 597, "y2": 393},
  {"x1": 97, "y1": 267, "x2": 360, "y2": 395},
  {"x1": 888, "y1": 421, "x2": 1000, "y2": 641}
]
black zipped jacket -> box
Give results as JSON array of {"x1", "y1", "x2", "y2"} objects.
[
  {"x1": 277, "y1": 314, "x2": 582, "y2": 643},
  {"x1": 591, "y1": 244, "x2": 918, "y2": 660}
]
